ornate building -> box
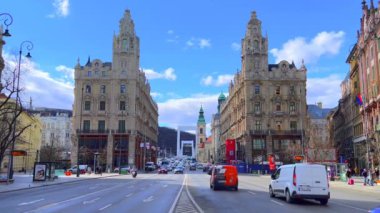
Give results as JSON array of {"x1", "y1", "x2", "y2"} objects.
[
  {"x1": 211, "y1": 93, "x2": 226, "y2": 163},
  {"x1": 72, "y1": 10, "x2": 158, "y2": 170},
  {"x1": 219, "y1": 11, "x2": 307, "y2": 164},
  {"x1": 355, "y1": 0, "x2": 380, "y2": 170}
]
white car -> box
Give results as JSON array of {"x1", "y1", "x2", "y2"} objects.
[{"x1": 269, "y1": 163, "x2": 330, "y2": 205}]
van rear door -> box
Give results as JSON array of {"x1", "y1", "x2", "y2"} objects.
[{"x1": 296, "y1": 165, "x2": 328, "y2": 195}]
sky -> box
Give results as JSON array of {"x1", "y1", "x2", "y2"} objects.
[{"x1": 1, "y1": 0, "x2": 363, "y2": 132}]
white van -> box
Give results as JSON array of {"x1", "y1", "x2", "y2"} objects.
[{"x1": 269, "y1": 163, "x2": 330, "y2": 205}]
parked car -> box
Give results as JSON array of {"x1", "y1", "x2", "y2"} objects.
[
  {"x1": 174, "y1": 166, "x2": 184, "y2": 174},
  {"x1": 68, "y1": 165, "x2": 88, "y2": 174},
  {"x1": 190, "y1": 163, "x2": 197, "y2": 171},
  {"x1": 158, "y1": 166, "x2": 168, "y2": 174},
  {"x1": 209, "y1": 165, "x2": 238, "y2": 191},
  {"x1": 269, "y1": 163, "x2": 330, "y2": 205},
  {"x1": 145, "y1": 162, "x2": 156, "y2": 172}
]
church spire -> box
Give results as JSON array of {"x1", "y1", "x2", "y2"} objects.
[{"x1": 197, "y1": 106, "x2": 206, "y2": 125}]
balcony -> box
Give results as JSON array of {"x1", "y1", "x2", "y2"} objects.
[
  {"x1": 249, "y1": 130, "x2": 266, "y2": 136},
  {"x1": 76, "y1": 129, "x2": 109, "y2": 134},
  {"x1": 273, "y1": 111, "x2": 285, "y2": 117},
  {"x1": 268, "y1": 129, "x2": 303, "y2": 136}
]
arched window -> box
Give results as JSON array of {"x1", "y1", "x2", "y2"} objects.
[
  {"x1": 100, "y1": 85, "x2": 106, "y2": 94},
  {"x1": 85, "y1": 85, "x2": 91, "y2": 93},
  {"x1": 200, "y1": 128, "x2": 203, "y2": 134}
]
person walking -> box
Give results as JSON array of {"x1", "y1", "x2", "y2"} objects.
[
  {"x1": 375, "y1": 167, "x2": 379, "y2": 182},
  {"x1": 346, "y1": 168, "x2": 352, "y2": 185},
  {"x1": 362, "y1": 168, "x2": 368, "y2": 186}
]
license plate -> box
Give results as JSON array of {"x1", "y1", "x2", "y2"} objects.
[{"x1": 299, "y1": 185, "x2": 311, "y2": 191}]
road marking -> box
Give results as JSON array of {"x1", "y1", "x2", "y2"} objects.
[
  {"x1": 18, "y1": 199, "x2": 44, "y2": 206},
  {"x1": 24, "y1": 184, "x2": 122, "y2": 213},
  {"x1": 98, "y1": 204, "x2": 112, "y2": 211},
  {"x1": 143, "y1": 196, "x2": 154, "y2": 203},
  {"x1": 163, "y1": 184, "x2": 168, "y2": 188},
  {"x1": 185, "y1": 174, "x2": 204, "y2": 213},
  {"x1": 169, "y1": 175, "x2": 186, "y2": 213},
  {"x1": 83, "y1": 197, "x2": 100, "y2": 205},
  {"x1": 329, "y1": 201, "x2": 368, "y2": 212},
  {"x1": 270, "y1": 200, "x2": 284, "y2": 206},
  {"x1": 125, "y1": 193, "x2": 133, "y2": 198},
  {"x1": 247, "y1": 191, "x2": 256, "y2": 195}
]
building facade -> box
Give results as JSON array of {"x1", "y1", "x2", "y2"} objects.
[
  {"x1": 28, "y1": 108, "x2": 72, "y2": 161},
  {"x1": 356, "y1": 0, "x2": 380, "y2": 170},
  {"x1": 211, "y1": 93, "x2": 226, "y2": 163},
  {"x1": 72, "y1": 10, "x2": 158, "y2": 171},
  {"x1": 219, "y1": 11, "x2": 307, "y2": 164},
  {"x1": 197, "y1": 106, "x2": 207, "y2": 162}
]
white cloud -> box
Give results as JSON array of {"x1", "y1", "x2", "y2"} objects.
[
  {"x1": 307, "y1": 74, "x2": 342, "y2": 108},
  {"x1": 144, "y1": 67, "x2": 177, "y2": 81},
  {"x1": 201, "y1": 74, "x2": 234, "y2": 87},
  {"x1": 186, "y1": 38, "x2": 211, "y2": 49},
  {"x1": 199, "y1": 39, "x2": 211, "y2": 48},
  {"x1": 231, "y1": 42, "x2": 241, "y2": 51},
  {"x1": 158, "y1": 93, "x2": 219, "y2": 132},
  {"x1": 3, "y1": 52, "x2": 74, "y2": 109},
  {"x1": 270, "y1": 31, "x2": 345, "y2": 66},
  {"x1": 167, "y1": 30, "x2": 174, "y2": 35},
  {"x1": 150, "y1": 92, "x2": 162, "y2": 98},
  {"x1": 48, "y1": 0, "x2": 70, "y2": 18},
  {"x1": 55, "y1": 65, "x2": 74, "y2": 81}
]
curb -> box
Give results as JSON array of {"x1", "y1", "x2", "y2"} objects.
[{"x1": 0, "y1": 174, "x2": 120, "y2": 194}]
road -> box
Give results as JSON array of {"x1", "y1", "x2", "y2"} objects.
[{"x1": 0, "y1": 170, "x2": 379, "y2": 213}]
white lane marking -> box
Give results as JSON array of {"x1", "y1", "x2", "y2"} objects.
[
  {"x1": 125, "y1": 193, "x2": 133, "y2": 198},
  {"x1": 185, "y1": 174, "x2": 204, "y2": 213},
  {"x1": 25, "y1": 184, "x2": 122, "y2": 213},
  {"x1": 270, "y1": 200, "x2": 284, "y2": 206},
  {"x1": 98, "y1": 204, "x2": 112, "y2": 211},
  {"x1": 18, "y1": 199, "x2": 44, "y2": 206},
  {"x1": 163, "y1": 184, "x2": 168, "y2": 188},
  {"x1": 329, "y1": 201, "x2": 368, "y2": 212},
  {"x1": 143, "y1": 196, "x2": 154, "y2": 203},
  {"x1": 247, "y1": 191, "x2": 256, "y2": 195},
  {"x1": 169, "y1": 175, "x2": 186, "y2": 213},
  {"x1": 83, "y1": 197, "x2": 100, "y2": 205}
]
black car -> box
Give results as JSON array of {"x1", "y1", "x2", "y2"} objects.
[{"x1": 190, "y1": 164, "x2": 196, "y2": 171}]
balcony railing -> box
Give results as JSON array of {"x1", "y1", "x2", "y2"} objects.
[
  {"x1": 269, "y1": 129, "x2": 303, "y2": 136},
  {"x1": 250, "y1": 130, "x2": 266, "y2": 135},
  {"x1": 76, "y1": 129, "x2": 109, "y2": 134}
]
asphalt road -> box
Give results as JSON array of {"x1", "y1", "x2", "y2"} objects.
[{"x1": 0, "y1": 170, "x2": 379, "y2": 213}]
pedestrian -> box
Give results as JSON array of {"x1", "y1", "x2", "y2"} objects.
[
  {"x1": 375, "y1": 167, "x2": 379, "y2": 181},
  {"x1": 346, "y1": 168, "x2": 352, "y2": 184},
  {"x1": 362, "y1": 168, "x2": 368, "y2": 186},
  {"x1": 368, "y1": 169, "x2": 373, "y2": 186}
]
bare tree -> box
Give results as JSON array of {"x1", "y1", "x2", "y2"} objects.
[
  {"x1": 39, "y1": 135, "x2": 65, "y2": 162},
  {"x1": 0, "y1": 64, "x2": 31, "y2": 169}
]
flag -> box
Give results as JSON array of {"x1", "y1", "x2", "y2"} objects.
[{"x1": 356, "y1": 94, "x2": 363, "y2": 106}]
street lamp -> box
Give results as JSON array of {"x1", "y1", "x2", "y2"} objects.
[
  {"x1": 0, "y1": 13, "x2": 13, "y2": 92},
  {"x1": 8, "y1": 40, "x2": 33, "y2": 181},
  {"x1": 93, "y1": 152, "x2": 99, "y2": 174}
]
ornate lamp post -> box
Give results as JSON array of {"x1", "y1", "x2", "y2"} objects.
[
  {"x1": 0, "y1": 13, "x2": 13, "y2": 92},
  {"x1": 8, "y1": 40, "x2": 33, "y2": 180}
]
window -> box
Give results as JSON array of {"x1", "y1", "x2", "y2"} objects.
[
  {"x1": 99, "y1": 101, "x2": 106, "y2": 111},
  {"x1": 85, "y1": 85, "x2": 91, "y2": 93},
  {"x1": 280, "y1": 140, "x2": 289, "y2": 149},
  {"x1": 254, "y1": 102, "x2": 261, "y2": 113},
  {"x1": 120, "y1": 84, "x2": 126, "y2": 93},
  {"x1": 275, "y1": 86, "x2": 280, "y2": 95},
  {"x1": 84, "y1": 101, "x2": 91, "y2": 111},
  {"x1": 98, "y1": 120, "x2": 105, "y2": 132},
  {"x1": 87, "y1": 71, "x2": 92, "y2": 77},
  {"x1": 83, "y1": 120, "x2": 90, "y2": 131},
  {"x1": 290, "y1": 121, "x2": 297, "y2": 130},
  {"x1": 102, "y1": 71, "x2": 106, "y2": 77},
  {"x1": 200, "y1": 138, "x2": 203, "y2": 143},
  {"x1": 276, "y1": 121, "x2": 282, "y2": 131},
  {"x1": 100, "y1": 85, "x2": 106, "y2": 94},
  {"x1": 255, "y1": 85, "x2": 260, "y2": 94},
  {"x1": 200, "y1": 128, "x2": 203, "y2": 134},
  {"x1": 118, "y1": 120, "x2": 126, "y2": 132},
  {"x1": 253, "y1": 139, "x2": 265, "y2": 150},
  {"x1": 120, "y1": 101, "x2": 126, "y2": 110},
  {"x1": 290, "y1": 85, "x2": 295, "y2": 95},
  {"x1": 290, "y1": 102, "x2": 296, "y2": 112},
  {"x1": 276, "y1": 102, "x2": 281, "y2": 111},
  {"x1": 255, "y1": 120, "x2": 262, "y2": 130}
]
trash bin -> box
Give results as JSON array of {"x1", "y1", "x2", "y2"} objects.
[{"x1": 120, "y1": 168, "x2": 129, "y2": 175}]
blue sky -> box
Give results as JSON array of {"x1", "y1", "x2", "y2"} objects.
[{"x1": 1, "y1": 0, "x2": 362, "y2": 130}]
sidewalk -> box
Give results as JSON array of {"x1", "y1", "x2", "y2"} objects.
[{"x1": 0, "y1": 172, "x2": 120, "y2": 193}]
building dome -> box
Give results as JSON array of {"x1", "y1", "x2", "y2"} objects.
[{"x1": 218, "y1": 93, "x2": 226, "y2": 101}]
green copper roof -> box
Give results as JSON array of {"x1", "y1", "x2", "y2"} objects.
[
  {"x1": 218, "y1": 92, "x2": 226, "y2": 101},
  {"x1": 197, "y1": 106, "x2": 206, "y2": 124}
]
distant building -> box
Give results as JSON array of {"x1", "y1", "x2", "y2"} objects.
[
  {"x1": 306, "y1": 103, "x2": 336, "y2": 163},
  {"x1": 211, "y1": 93, "x2": 225, "y2": 163},
  {"x1": 28, "y1": 107, "x2": 72, "y2": 160},
  {"x1": 197, "y1": 106, "x2": 207, "y2": 162},
  {"x1": 219, "y1": 11, "x2": 307, "y2": 164},
  {"x1": 72, "y1": 10, "x2": 158, "y2": 170}
]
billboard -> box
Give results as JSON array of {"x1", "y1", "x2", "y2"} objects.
[{"x1": 225, "y1": 139, "x2": 236, "y2": 164}]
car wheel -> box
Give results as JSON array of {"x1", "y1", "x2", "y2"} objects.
[
  {"x1": 285, "y1": 189, "x2": 293, "y2": 203},
  {"x1": 319, "y1": 199, "x2": 328, "y2": 205},
  {"x1": 234, "y1": 186, "x2": 238, "y2": 191},
  {"x1": 269, "y1": 186, "x2": 275, "y2": 198}
]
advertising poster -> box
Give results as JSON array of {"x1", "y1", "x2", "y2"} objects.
[
  {"x1": 225, "y1": 139, "x2": 236, "y2": 164},
  {"x1": 33, "y1": 163, "x2": 47, "y2": 181}
]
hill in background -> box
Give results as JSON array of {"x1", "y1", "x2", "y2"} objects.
[{"x1": 158, "y1": 126, "x2": 195, "y2": 157}]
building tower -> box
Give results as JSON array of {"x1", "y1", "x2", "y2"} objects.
[{"x1": 197, "y1": 106, "x2": 206, "y2": 162}]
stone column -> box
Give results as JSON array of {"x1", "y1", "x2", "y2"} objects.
[
  {"x1": 128, "y1": 134, "x2": 136, "y2": 166},
  {"x1": 106, "y1": 131, "x2": 114, "y2": 172}
]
